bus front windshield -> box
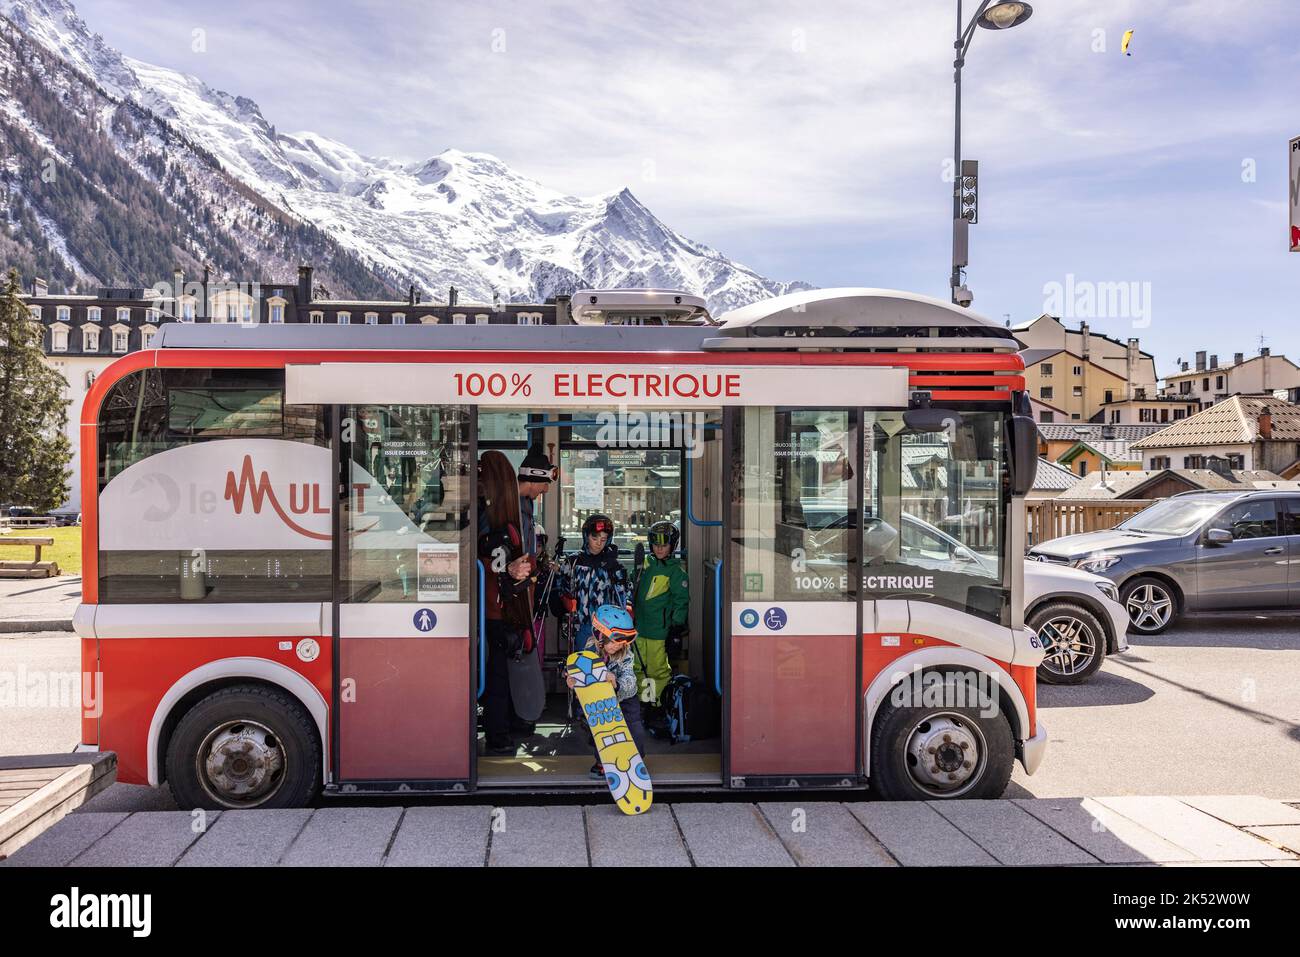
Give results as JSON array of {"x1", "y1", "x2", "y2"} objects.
[{"x1": 864, "y1": 411, "x2": 1009, "y2": 625}]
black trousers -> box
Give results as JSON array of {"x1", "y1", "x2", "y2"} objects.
[{"x1": 483, "y1": 620, "x2": 520, "y2": 746}]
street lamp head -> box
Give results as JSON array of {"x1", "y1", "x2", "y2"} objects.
[{"x1": 977, "y1": 1, "x2": 1033, "y2": 30}]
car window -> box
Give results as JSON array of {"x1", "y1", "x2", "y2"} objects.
[
  {"x1": 1209, "y1": 499, "x2": 1278, "y2": 540},
  {"x1": 1282, "y1": 500, "x2": 1300, "y2": 536}
]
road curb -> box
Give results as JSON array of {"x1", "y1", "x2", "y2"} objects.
[{"x1": 0, "y1": 619, "x2": 74, "y2": 634}]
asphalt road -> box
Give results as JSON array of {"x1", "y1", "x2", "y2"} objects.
[{"x1": 3, "y1": 615, "x2": 1298, "y2": 811}]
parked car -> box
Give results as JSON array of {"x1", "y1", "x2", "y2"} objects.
[
  {"x1": 825, "y1": 511, "x2": 1131, "y2": 684},
  {"x1": 1026, "y1": 489, "x2": 1300, "y2": 635},
  {"x1": 1024, "y1": 561, "x2": 1129, "y2": 684},
  {"x1": 48, "y1": 506, "x2": 82, "y2": 527}
]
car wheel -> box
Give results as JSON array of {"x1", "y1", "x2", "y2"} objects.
[
  {"x1": 869, "y1": 673, "x2": 1014, "y2": 800},
  {"x1": 1120, "y1": 576, "x2": 1178, "y2": 635},
  {"x1": 166, "y1": 684, "x2": 321, "y2": 810},
  {"x1": 1028, "y1": 601, "x2": 1106, "y2": 685}
]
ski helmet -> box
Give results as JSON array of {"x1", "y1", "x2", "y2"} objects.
[
  {"x1": 582, "y1": 514, "x2": 615, "y2": 542},
  {"x1": 647, "y1": 520, "x2": 679, "y2": 553},
  {"x1": 592, "y1": 604, "x2": 637, "y2": 644}
]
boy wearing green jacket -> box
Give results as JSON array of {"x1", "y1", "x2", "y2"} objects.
[{"x1": 632, "y1": 521, "x2": 689, "y2": 707}]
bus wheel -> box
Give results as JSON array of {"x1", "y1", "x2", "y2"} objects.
[
  {"x1": 166, "y1": 685, "x2": 320, "y2": 810},
  {"x1": 870, "y1": 684, "x2": 1014, "y2": 800}
]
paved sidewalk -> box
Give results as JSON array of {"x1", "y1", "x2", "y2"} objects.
[
  {"x1": 5, "y1": 795, "x2": 1300, "y2": 867},
  {"x1": 0, "y1": 576, "x2": 80, "y2": 633}
]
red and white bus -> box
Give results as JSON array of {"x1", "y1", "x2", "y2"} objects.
[{"x1": 73, "y1": 287, "x2": 1046, "y2": 808}]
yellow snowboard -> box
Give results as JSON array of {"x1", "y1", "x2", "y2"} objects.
[{"x1": 566, "y1": 651, "x2": 653, "y2": 815}]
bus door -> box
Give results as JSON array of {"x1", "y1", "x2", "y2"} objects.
[
  {"x1": 333, "y1": 402, "x2": 477, "y2": 789},
  {"x1": 723, "y1": 406, "x2": 863, "y2": 788}
]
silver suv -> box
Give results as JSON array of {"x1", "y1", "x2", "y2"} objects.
[{"x1": 1027, "y1": 490, "x2": 1300, "y2": 634}]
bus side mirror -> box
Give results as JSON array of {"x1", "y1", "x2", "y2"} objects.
[{"x1": 1007, "y1": 415, "x2": 1038, "y2": 497}]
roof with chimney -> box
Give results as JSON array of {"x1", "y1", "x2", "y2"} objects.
[
  {"x1": 1056, "y1": 468, "x2": 1297, "y2": 500},
  {"x1": 1010, "y1": 314, "x2": 1155, "y2": 358},
  {"x1": 1162, "y1": 351, "x2": 1300, "y2": 381},
  {"x1": 1130, "y1": 395, "x2": 1300, "y2": 449}
]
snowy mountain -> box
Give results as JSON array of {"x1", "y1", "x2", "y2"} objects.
[
  {"x1": 0, "y1": 0, "x2": 809, "y2": 311},
  {"x1": 0, "y1": 1, "x2": 399, "y2": 296}
]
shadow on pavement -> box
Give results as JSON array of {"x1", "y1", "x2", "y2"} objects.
[
  {"x1": 1131, "y1": 615, "x2": 1300, "y2": 651},
  {"x1": 1038, "y1": 669, "x2": 1155, "y2": 709}
]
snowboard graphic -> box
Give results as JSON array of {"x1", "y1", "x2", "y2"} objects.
[{"x1": 565, "y1": 650, "x2": 653, "y2": 815}]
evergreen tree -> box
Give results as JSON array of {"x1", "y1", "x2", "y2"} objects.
[{"x1": 0, "y1": 268, "x2": 71, "y2": 510}]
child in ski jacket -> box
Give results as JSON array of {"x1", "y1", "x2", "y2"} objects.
[{"x1": 552, "y1": 514, "x2": 630, "y2": 651}]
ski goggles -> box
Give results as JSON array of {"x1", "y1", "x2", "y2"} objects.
[
  {"x1": 647, "y1": 530, "x2": 675, "y2": 546},
  {"x1": 593, "y1": 622, "x2": 637, "y2": 644},
  {"x1": 586, "y1": 519, "x2": 613, "y2": 536}
]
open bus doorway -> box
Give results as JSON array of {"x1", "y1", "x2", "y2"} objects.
[{"x1": 474, "y1": 407, "x2": 725, "y2": 788}]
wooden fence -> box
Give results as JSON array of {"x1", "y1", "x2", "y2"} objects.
[{"x1": 1026, "y1": 499, "x2": 1152, "y2": 546}]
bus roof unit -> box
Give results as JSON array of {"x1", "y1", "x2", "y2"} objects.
[{"x1": 705, "y1": 288, "x2": 1020, "y2": 353}]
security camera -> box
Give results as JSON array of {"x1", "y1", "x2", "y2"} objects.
[{"x1": 953, "y1": 285, "x2": 973, "y2": 308}]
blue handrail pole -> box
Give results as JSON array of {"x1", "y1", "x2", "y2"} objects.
[{"x1": 685, "y1": 456, "x2": 721, "y2": 528}]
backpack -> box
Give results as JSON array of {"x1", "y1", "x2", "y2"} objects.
[{"x1": 661, "y1": 675, "x2": 720, "y2": 744}]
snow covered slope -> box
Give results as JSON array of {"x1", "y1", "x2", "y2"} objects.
[{"x1": 1, "y1": 0, "x2": 809, "y2": 309}]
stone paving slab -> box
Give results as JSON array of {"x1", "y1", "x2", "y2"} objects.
[
  {"x1": 1094, "y1": 796, "x2": 1292, "y2": 862},
  {"x1": 758, "y1": 801, "x2": 896, "y2": 867},
  {"x1": 72, "y1": 810, "x2": 215, "y2": 867},
  {"x1": 1244, "y1": 825, "x2": 1300, "y2": 855},
  {"x1": 670, "y1": 803, "x2": 793, "y2": 867},
  {"x1": 586, "y1": 804, "x2": 692, "y2": 867},
  {"x1": 847, "y1": 802, "x2": 996, "y2": 866},
  {"x1": 385, "y1": 806, "x2": 492, "y2": 867},
  {"x1": 176, "y1": 809, "x2": 313, "y2": 867},
  {"x1": 488, "y1": 806, "x2": 587, "y2": 867},
  {"x1": 0, "y1": 575, "x2": 80, "y2": 632},
  {"x1": 1, "y1": 811, "x2": 127, "y2": 866},
  {"x1": 1014, "y1": 798, "x2": 1197, "y2": 864},
  {"x1": 929, "y1": 799, "x2": 1098, "y2": 865},
  {"x1": 281, "y1": 807, "x2": 401, "y2": 867},
  {"x1": 1181, "y1": 796, "x2": 1300, "y2": 828},
  {"x1": 8, "y1": 798, "x2": 1299, "y2": 867}
]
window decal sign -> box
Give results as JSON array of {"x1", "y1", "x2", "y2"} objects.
[{"x1": 99, "y1": 439, "x2": 333, "y2": 550}]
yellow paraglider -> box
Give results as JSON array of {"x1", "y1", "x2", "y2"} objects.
[{"x1": 1121, "y1": 29, "x2": 1134, "y2": 56}]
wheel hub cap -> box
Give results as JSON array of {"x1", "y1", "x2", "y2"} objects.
[
  {"x1": 1126, "y1": 584, "x2": 1172, "y2": 631},
  {"x1": 905, "y1": 715, "x2": 983, "y2": 794},
  {"x1": 1039, "y1": 616, "x2": 1097, "y2": 676},
  {"x1": 202, "y1": 721, "x2": 284, "y2": 805}
]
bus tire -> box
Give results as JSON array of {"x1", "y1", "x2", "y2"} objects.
[
  {"x1": 869, "y1": 677, "x2": 1014, "y2": 801},
  {"x1": 166, "y1": 684, "x2": 321, "y2": 810}
]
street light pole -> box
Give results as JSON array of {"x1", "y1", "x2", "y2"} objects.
[{"x1": 948, "y1": 1, "x2": 1033, "y2": 307}]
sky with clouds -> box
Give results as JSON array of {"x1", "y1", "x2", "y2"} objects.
[{"x1": 71, "y1": 0, "x2": 1300, "y2": 371}]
